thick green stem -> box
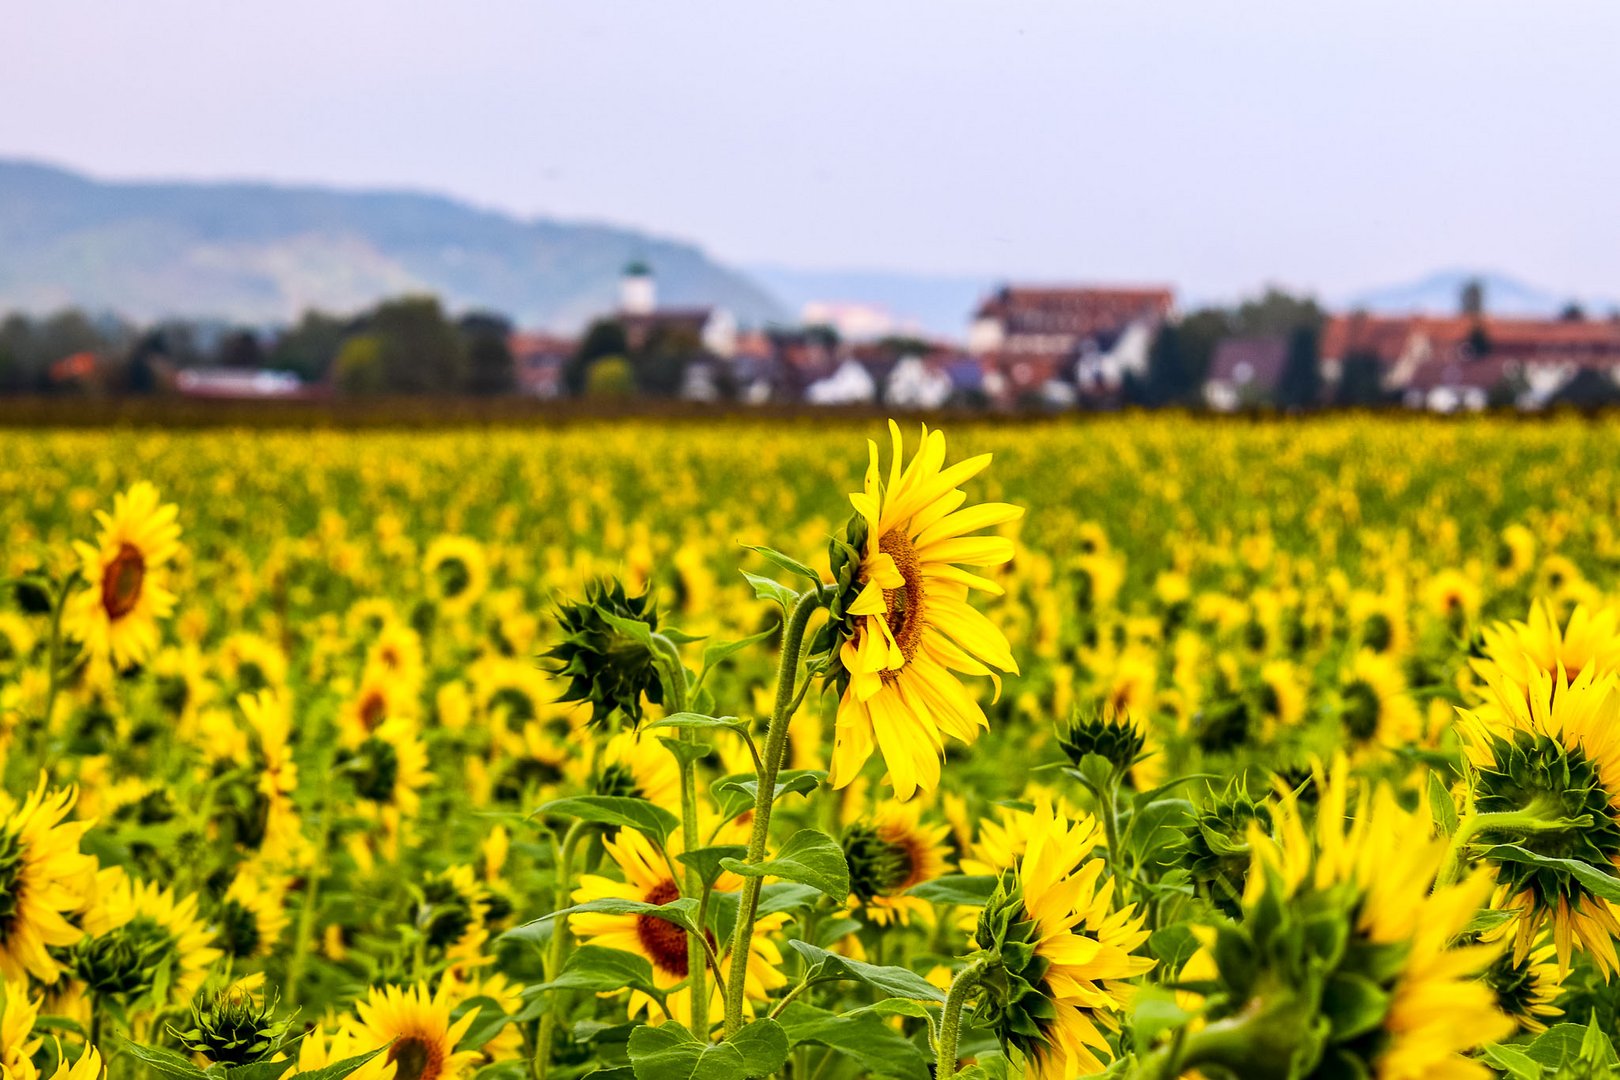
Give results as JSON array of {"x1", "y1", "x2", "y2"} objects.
[
  {"x1": 1436, "y1": 806, "x2": 1590, "y2": 887},
  {"x1": 722, "y1": 589, "x2": 822, "y2": 1037},
  {"x1": 656, "y1": 635, "x2": 711, "y2": 1038},
  {"x1": 536, "y1": 820, "x2": 589, "y2": 1080},
  {"x1": 935, "y1": 956, "x2": 993, "y2": 1080},
  {"x1": 39, "y1": 578, "x2": 71, "y2": 745}
]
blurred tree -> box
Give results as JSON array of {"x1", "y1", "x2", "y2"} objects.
[
  {"x1": 334, "y1": 334, "x2": 386, "y2": 395},
  {"x1": 1334, "y1": 350, "x2": 1386, "y2": 407},
  {"x1": 634, "y1": 324, "x2": 703, "y2": 397},
  {"x1": 584, "y1": 356, "x2": 634, "y2": 399},
  {"x1": 1277, "y1": 325, "x2": 1322, "y2": 410},
  {"x1": 1176, "y1": 308, "x2": 1233, "y2": 389},
  {"x1": 369, "y1": 296, "x2": 466, "y2": 393},
  {"x1": 1460, "y1": 278, "x2": 1485, "y2": 317},
  {"x1": 1560, "y1": 301, "x2": 1587, "y2": 322},
  {"x1": 1234, "y1": 289, "x2": 1323, "y2": 337},
  {"x1": 459, "y1": 312, "x2": 516, "y2": 395},
  {"x1": 270, "y1": 312, "x2": 349, "y2": 382},
  {"x1": 565, "y1": 318, "x2": 629, "y2": 396},
  {"x1": 1142, "y1": 324, "x2": 1192, "y2": 406},
  {"x1": 218, "y1": 329, "x2": 265, "y2": 369}
]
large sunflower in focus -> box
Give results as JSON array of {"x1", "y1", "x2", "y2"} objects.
[
  {"x1": 829, "y1": 422, "x2": 1021, "y2": 800},
  {"x1": 67, "y1": 482, "x2": 181, "y2": 670},
  {"x1": 346, "y1": 980, "x2": 481, "y2": 1080},
  {"x1": 1471, "y1": 600, "x2": 1620, "y2": 696},
  {"x1": 0, "y1": 781, "x2": 97, "y2": 984}
]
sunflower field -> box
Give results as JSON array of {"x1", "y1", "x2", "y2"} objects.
[{"x1": 8, "y1": 415, "x2": 1620, "y2": 1080}]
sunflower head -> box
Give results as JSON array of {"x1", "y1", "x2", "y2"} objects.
[
  {"x1": 69, "y1": 917, "x2": 174, "y2": 998},
  {"x1": 171, "y1": 985, "x2": 293, "y2": 1066},
  {"x1": 543, "y1": 578, "x2": 665, "y2": 727},
  {"x1": 1056, "y1": 704, "x2": 1144, "y2": 776}
]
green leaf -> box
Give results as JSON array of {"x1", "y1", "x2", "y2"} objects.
[
  {"x1": 677, "y1": 845, "x2": 749, "y2": 888},
  {"x1": 776, "y1": 1003, "x2": 929, "y2": 1079},
  {"x1": 534, "y1": 796, "x2": 679, "y2": 845},
  {"x1": 700, "y1": 627, "x2": 781, "y2": 678},
  {"x1": 714, "y1": 771, "x2": 825, "y2": 821},
  {"x1": 722, "y1": 829, "x2": 849, "y2": 902},
  {"x1": 656, "y1": 738, "x2": 713, "y2": 768},
  {"x1": 904, "y1": 875, "x2": 998, "y2": 907},
  {"x1": 626, "y1": 1024, "x2": 747, "y2": 1080},
  {"x1": 784, "y1": 940, "x2": 945, "y2": 1002},
  {"x1": 1428, "y1": 771, "x2": 1459, "y2": 837},
  {"x1": 1321, "y1": 972, "x2": 1390, "y2": 1040},
  {"x1": 526, "y1": 896, "x2": 702, "y2": 938},
  {"x1": 296, "y1": 1048, "x2": 389, "y2": 1080},
  {"x1": 1147, "y1": 922, "x2": 1203, "y2": 978},
  {"x1": 222, "y1": 1060, "x2": 296, "y2": 1080},
  {"x1": 742, "y1": 544, "x2": 824, "y2": 587},
  {"x1": 728, "y1": 1018, "x2": 790, "y2": 1077},
  {"x1": 1480, "y1": 1043, "x2": 1543, "y2": 1080},
  {"x1": 1461, "y1": 907, "x2": 1518, "y2": 936},
  {"x1": 740, "y1": 571, "x2": 798, "y2": 612},
  {"x1": 600, "y1": 611, "x2": 659, "y2": 650},
  {"x1": 119, "y1": 1043, "x2": 210, "y2": 1080},
  {"x1": 646, "y1": 713, "x2": 748, "y2": 736},
  {"x1": 538, "y1": 945, "x2": 663, "y2": 1001},
  {"x1": 1481, "y1": 845, "x2": 1620, "y2": 902}
]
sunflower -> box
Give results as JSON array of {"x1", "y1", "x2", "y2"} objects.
[
  {"x1": 488, "y1": 722, "x2": 571, "y2": 805},
  {"x1": 217, "y1": 633, "x2": 288, "y2": 697},
  {"x1": 338, "y1": 667, "x2": 416, "y2": 745},
  {"x1": 1347, "y1": 589, "x2": 1410, "y2": 657},
  {"x1": 570, "y1": 827, "x2": 786, "y2": 1026},
  {"x1": 422, "y1": 536, "x2": 489, "y2": 616},
  {"x1": 1458, "y1": 664, "x2": 1620, "y2": 975},
  {"x1": 237, "y1": 691, "x2": 306, "y2": 867},
  {"x1": 1226, "y1": 759, "x2": 1514, "y2": 1079},
  {"x1": 211, "y1": 871, "x2": 290, "y2": 961},
  {"x1": 344, "y1": 718, "x2": 432, "y2": 819},
  {"x1": 1256, "y1": 658, "x2": 1306, "y2": 738},
  {"x1": 0, "y1": 780, "x2": 97, "y2": 984},
  {"x1": 970, "y1": 797, "x2": 1153, "y2": 1079},
  {"x1": 2, "y1": 979, "x2": 103, "y2": 1080},
  {"x1": 1420, "y1": 569, "x2": 1481, "y2": 635},
  {"x1": 1496, "y1": 523, "x2": 1537, "y2": 584},
  {"x1": 346, "y1": 980, "x2": 482, "y2": 1080},
  {"x1": 416, "y1": 865, "x2": 490, "y2": 969},
  {"x1": 1471, "y1": 600, "x2": 1620, "y2": 698},
  {"x1": 1481, "y1": 940, "x2": 1563, "y2": 1034},
  {"x1": 958, "y1": 796, "x2": 1089, "y2": 878},
  {"x1": 590, "y1": 731, "x2": 679, "y2": 807},
  {"x1": 841, "y1": 799, "x2": 952, "y2": 925},
  {"x1": 67, "y1": 481, "x2": 181, "y2": 670},
  {"x1": 77, "y1": 866, "x2": 221, "y2": 1004},
  {"x1": 367, "y1": 622, "x2": 425, "y2": 695},
  {"x1": 1337, "y1": 649, "x2": 1421, "y2": 755},
  {"x1": 828, "y1": 421, "x2": 1021, "y2": 800}
]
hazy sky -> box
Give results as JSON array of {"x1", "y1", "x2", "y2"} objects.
[{"x1": 6, "y1": 0, "x2": 1617, "y2": 302}]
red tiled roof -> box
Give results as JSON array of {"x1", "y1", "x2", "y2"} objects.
[
  {"x1": 1323, "y1": 313, "x2": 1620, "y2": 366},
  {"x1": 975, "y1": 285, "x2": 1173, "y2": 341}
]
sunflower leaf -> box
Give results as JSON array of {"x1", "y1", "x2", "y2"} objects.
[
  {"x1": 526, "y1": 896, "x2": 703, "y2": 938},
  {"x1": 741, "y1": 545, "x2": 824, "y2": 588},
  {"x1": 119, "y1": 1043, "x2": 209, "y2": 1080},
  {"x1": 1427, "y1": 770, "x2": 1459, "y2": 836},
  {"x1": 294, "y1": 1048, "x2": 388, "y2": 1080},
  {"x1": 727, "y1": 1018, "x2": 790, "y2": 1077},
  {"x1": 1479, "y1": 845, "x2": 1620, "y2": 902},
  {"x1": 533, "y1": 795, "x2": 679, "y2": 845},
  {"x1": 676, "y1": 845, "x2": 749, "y2": 888},
  {"x1": 1480, "y1": 1043, "x2": 1544, "y2": 1080},
  {"x1": 740, "y1": 571, "x2": 798, "y2": 612},
  {"x1": 722, "y1": 829, "x2": 849, "y2": 902},
  {"x1": 626, "y1": 1023, "x2": 747, "y2": 1080},
  {"x1": 785, "y1": 940, "x2": 945, "y2": 1002},
  {"x1": 904, "y1": 875, "x2": 999, "y2": 907},
  {"x1": 699, "y1": 626, "x2": 782, "y2": 681},
  {"x1": 713, "y1": 771, "x2": 824, "y2": 821},
  {"x1": 646, "y1": 713, "x2": 748, "y2": 735},
  {"x1": 538, "y1": 945, "x2": 664, "y2": 1002},
  {"x1": 775, "y1": 1003, "x2": 931, "y2": 1079}
]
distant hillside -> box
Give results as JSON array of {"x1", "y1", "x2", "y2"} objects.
[
  {"x1": 0, "y1": 159, "x2": 784, "y2": 331},
  {"x1": 1343, "y1": 269, "x2": 1616, "y2": 319}
]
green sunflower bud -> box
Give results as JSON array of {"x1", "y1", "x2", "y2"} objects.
[
  {"x1": 70, "y1": 919, "x2": 174, "y2": 998},
  {"x1": 1056, "y1": 705, "x2": 1144, "y2": 775},
  {"x1": 810, "y1": 512, "x2": 870, "y2": 695},
  {"x1": 971, "y1": 874, "x2": 1051, "y2": 1065},
  {"x1": 1184, "y1": 780, "x2": 1272, "y2": 918},
  {"x1": 171, "y1": 985, "x2": 293, "y2": 1066},
  {"x1": 543, "y1": 578, "x2": 665, "y2": 726}
]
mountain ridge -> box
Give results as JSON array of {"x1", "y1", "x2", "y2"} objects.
[{"x1": 0, "y1": 158, "x2": 784, "y2": 331}]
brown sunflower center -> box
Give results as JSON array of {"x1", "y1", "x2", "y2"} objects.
[
  {"x1": 358, "y1": 690, "x2": 388, "y2": 731},
  {"x1": 635, "y1": 879, "x2": 690, "y2": 976},
  {"x1": 878, "y1": 528, "x2": 927, "y2": 678},
  {"x1": 387, "y1": 1035, "x2": 442, "y2": 1080},
  {"x1": 101, "y1": 543, "x2": 146, "y2": 620}
]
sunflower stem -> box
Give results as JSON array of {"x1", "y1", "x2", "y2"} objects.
[
  {"x1": 722, "y1": 588, "x2": 824, "y2": 1038},
  {"x1": 653, "y1": 632, "x2": 711, "y2": 1038},
  {"x1": 38, "y1": 572, "x2": 76, "y2": 751},
  {"x1": 1437, "y1": 807, "x2": 1590, "y2": 887},
  {"x1": 536, "y1": 819, "x2": 589, "y2": 1080},
  {"x1": 935, "y1": 954, "x2": 993, "y2": 1080}
]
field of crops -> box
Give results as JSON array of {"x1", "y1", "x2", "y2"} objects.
[{"x1": 8, "y1": 415, "x2": 1620, "y2": 1080}]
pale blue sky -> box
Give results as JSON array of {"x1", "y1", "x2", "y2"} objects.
[{"x1": 5, "y1": 0, "x2": 1617, "y2": 302}]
